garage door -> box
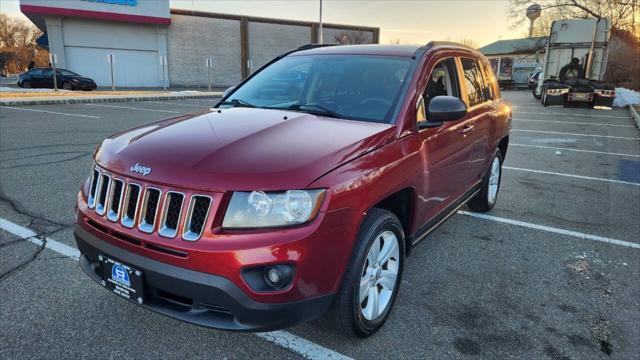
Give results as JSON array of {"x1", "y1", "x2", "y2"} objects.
[{"x1": 65, "y1": 47, "x2": 161, "y2": 87}]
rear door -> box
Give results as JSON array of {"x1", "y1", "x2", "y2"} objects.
[
  {"x1": 458, "y1": 57, "x2": 495, "y2": 182},
  {"x1": 414, "y1": 56, "x2": 475, "y2": 224},
  {"x1": 40, "y1": 68, "x2": 55, "y2": 88},
  {"x1": 29, "y1": 69, "x2": 45, "y2": 87}
]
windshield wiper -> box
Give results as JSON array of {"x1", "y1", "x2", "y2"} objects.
[
  {"x1": 285, "y1": 104, "x2": 344, "y2": 119},
  {"x1": 218, "y1": 98, "x2": 257, "y2": 108}
]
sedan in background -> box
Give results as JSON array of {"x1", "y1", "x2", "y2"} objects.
[{"x1": 18, "y1": 68, "x2": 97, "y2": 91}]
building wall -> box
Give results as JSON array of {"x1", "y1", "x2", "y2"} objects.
[
  {"x1": 248, "y1": 22, "x2": 310, "y2": 73},
  {"x1": 167, "y1": 14, "x2": 242, "y2": 87}
]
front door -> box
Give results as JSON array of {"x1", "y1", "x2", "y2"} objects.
[{"x1": 414, "y1": 57, "x2": 475, "y2": 224}]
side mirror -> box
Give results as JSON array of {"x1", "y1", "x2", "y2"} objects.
[
  {"x1": 223, "y1": 86, "x2": 236, "y2": 98},
  {"x1": 426, "y1": 96, "x2": 467, "y2": 122}
]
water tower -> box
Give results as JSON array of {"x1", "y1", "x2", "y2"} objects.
[{"x1": 526, "y1": 3, "x2": 542, "y2": 37}]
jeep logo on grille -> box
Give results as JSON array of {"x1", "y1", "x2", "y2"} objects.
[{"x1": 130, "y1": 163, "x2": 152, "y2": 176}]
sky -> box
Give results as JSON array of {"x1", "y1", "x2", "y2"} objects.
[{"x1": 0, "y1": 0, "x2": 528, "y2": 47}]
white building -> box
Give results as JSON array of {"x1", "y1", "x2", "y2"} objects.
[{"x1": 20, "y1": 0, "x2": 379, "y2": 88}]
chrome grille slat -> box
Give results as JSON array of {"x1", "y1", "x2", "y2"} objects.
[
  {"x1": 182, "y1": 195, "x2": 212, "y2": 241},
  {"x1": 87, "y1": 169, "x2": 100, "y2": 209},
  {"x1": 95, "y1": 174, "x2": 111, "y2": 215},
  {"x1": 121, "y1": 183, "x2": 141, "y2": 228},
  {"x1": 159, "y1": 192, "x2": 185, "y2": 238},
  {"x1": 138, "y1": 188, "x2": 161, "y2": 234},
  {"x1": 87, "y1": 168, "x2": 213, "y2": 242},
  {"x1": 106, "y1": 179, "x2": 125, "y2": 222}
]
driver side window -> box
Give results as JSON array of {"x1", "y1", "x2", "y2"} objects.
[{"x1": 417, "y1": 58, "x2": 459, "y2": 123}]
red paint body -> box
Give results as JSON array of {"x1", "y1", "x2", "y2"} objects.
[{"x1": 76, "y1": 44, "x2": 511, "y2": 308}]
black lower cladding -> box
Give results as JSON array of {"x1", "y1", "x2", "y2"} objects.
[{"x1": 75, "y1": 225, "x2": 335, "y2": 331}]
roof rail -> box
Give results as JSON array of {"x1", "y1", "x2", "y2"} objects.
[
  {"x1": 425, "y1": 41, "x2": 477, "y2": 51},
  {"x1": 295, "y1": 43, "x2": 339, "y2": 51}
]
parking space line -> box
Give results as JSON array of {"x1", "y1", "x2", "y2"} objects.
[
  {"x1": 512, "y1": 129, "x2": 638, "y2": 140},
  {"x1": 514, "y1": 118, "x2": 634, "y2": 128},
  {"x1": 458, "y1": 211, "x2": 640, "y2": 249},
  {"x1": 517, "y1": 111, "x2": 629, "y2": 119},
  {"x1": 256, "y1": 331, "x2": 352, "y2": 360},
  {"x1": 85, "y1": 104, "x2": 181, "y2": 114},
  {"x1": 1, "y1": 106, "x2": 100, "y2": 119},
  {"x1": 504, "y1": 166, "x2": 640, "y2": 186},
  {"x1": 510, "y1": 143, "x2": 640, "y2": 158},
  {"x1": 0, "y1": 218, "x2": 80, "y2": 259},
  {"x1": 0, "y1": 217, "x2": 353, "y2": 360}
]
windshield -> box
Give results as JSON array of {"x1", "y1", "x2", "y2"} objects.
[
  {"x1": 57, "y1": 69, "x2": 79, "y2": 76},
  {"x1": 225, "y1": 55, "x2": 412, "y2": 123}
]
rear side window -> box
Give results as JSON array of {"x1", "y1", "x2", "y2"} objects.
[
  {"x1": 30, "y1": 69, "x2": 44, "y2": 76},
  {"x1": 460, "y1": 58, "x2": 486, "y2": 106},
  {"x1": 479, "y1": 59, "x2": 499, "y2": 100},
  {"x1": 42, "y1": 69, "x2": 53, "y2": 77}
]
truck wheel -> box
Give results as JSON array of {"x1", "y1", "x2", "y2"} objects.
[
  {"x1": 327, "y1": 208, "x2": 404, "y2": 337},
  {"x1": 532, "y1": 87, "x2": 541, "y2": 100},
  {"x1": 468, "y1": 149, "x2": 502, "y2": 212},
  {"x1": 542, "y1": 91, "x2": 549, "y2": 107}
]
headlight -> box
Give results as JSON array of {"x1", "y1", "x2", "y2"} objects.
[{"x1": 222, "y1": 189, "x2": 325, "y2": 228}]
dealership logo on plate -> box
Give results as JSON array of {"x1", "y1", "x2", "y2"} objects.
[
  {"x1": 111, "y1": 264, "x2": 131, "y2": 287},
  {"x1": 130, "y1": 163, "x2": 152, "y2": 176}
]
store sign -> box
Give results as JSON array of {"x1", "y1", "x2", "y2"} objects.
[{"x1": 81, "y1": 0, "x2": 138, "y2": 7}]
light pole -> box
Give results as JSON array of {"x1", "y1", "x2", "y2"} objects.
[{"x1": 318, "y1": 0, "x2": 323, "y2": 44}]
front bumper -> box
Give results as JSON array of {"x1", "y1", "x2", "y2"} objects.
[{"x1": 75, "y1": 224, "x2": 335, "y2": 331}]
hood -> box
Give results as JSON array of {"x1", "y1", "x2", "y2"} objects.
[{"x1": 95, "y1": 108, "x2": 395, "y2": 191}]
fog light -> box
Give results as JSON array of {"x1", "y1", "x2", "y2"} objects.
[{"x1": 264, "y1": 266, "x2": 282, "y2": 287}]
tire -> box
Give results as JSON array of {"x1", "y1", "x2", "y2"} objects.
[
  {"x1": 327, "y1": 208, "x2": 405, "y2": 337},
  {"x1": 22, "y1": 81, "x2": 31, "y2": 89},
  {"x1": 532, "y1": 86, "x2": 541, "y2": 99},
  {"x1": 62, "y1": 81, "x2": 74, "y2": 90},
  {"x1": 468, "y1": 149, "x2": 503, "y2": 212}
]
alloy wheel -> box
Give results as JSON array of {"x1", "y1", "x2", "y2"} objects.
[
  {"x1": 488, "y1": 155, "x2": 501, "y2": 205},
  {"x1": 359, "y1": 230, "x2": 400, "y2": 321}
]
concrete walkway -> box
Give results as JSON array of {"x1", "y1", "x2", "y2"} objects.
[{"x1": 0, "y1": 91, "x2": 222, "y2": 106}]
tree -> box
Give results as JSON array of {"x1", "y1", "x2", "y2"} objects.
[
  {"x1": 459, "y1": 37, "x2": 478, "y2": 48},
  {"x1": 0, "y1": 14, "x2": 47, "y2": 74},
  {"x1": 333, "y1": 31, "x2": 370, "y2": 45},
  {"x1": 507, "y1": 0, "x2": 640, "y2": 38}
]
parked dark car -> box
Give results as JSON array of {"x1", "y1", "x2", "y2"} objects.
[
  {"x1": 18, "y1": 68, "x2": 97, "y2": 91},
  {"x1": 75, "y1": 42, "x2": 511, "y2": 337}
]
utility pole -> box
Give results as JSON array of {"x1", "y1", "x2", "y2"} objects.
[{"x1": 318, "y1": 0, "x2": 323, "y2": 44}]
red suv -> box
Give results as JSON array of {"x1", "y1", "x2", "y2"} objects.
[{"x1": 75, "y1": 42, "x2": 511, "y2": 337}]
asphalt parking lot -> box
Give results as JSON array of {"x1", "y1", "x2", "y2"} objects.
[{"x1": 1, "y1": 91, "x2": 639, "y2": 359}]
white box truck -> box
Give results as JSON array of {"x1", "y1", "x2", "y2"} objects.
[{"x1": 534, "y1": 18, "x2": 616, "y2": 108}]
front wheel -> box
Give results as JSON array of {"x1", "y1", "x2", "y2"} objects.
[
  {"x1": 532, "y1": 86, "x2": 541, "y2": 99},
  {"x1": 327, "y1": 208, "x2": 404, "y2": 337},
  {"x1": 468, "y1": 149, "x2": 502, "y2": 212},
  {"x1": 62, "y1": 81, "x2": 74, "y2": 90}
]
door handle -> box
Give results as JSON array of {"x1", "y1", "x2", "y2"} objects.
[{"x1": 459, "y1": 124, "x2": 474, "y2": 134}]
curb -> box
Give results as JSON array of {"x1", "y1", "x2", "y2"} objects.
[
  {"x1": 629, "y1": 105, "x2": 640, "y2": 129},
  {"x1": 0, "y1": 93, "x2": 222, "y2": 106}
]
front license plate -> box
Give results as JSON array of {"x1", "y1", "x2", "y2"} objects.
[{"x1": 99, "y1": 255, "x2": 144, "y2": 305}]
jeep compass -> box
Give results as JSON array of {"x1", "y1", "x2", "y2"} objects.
[{"x1": 75, "y1": 42, "x2": 511, "y2": 337}]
